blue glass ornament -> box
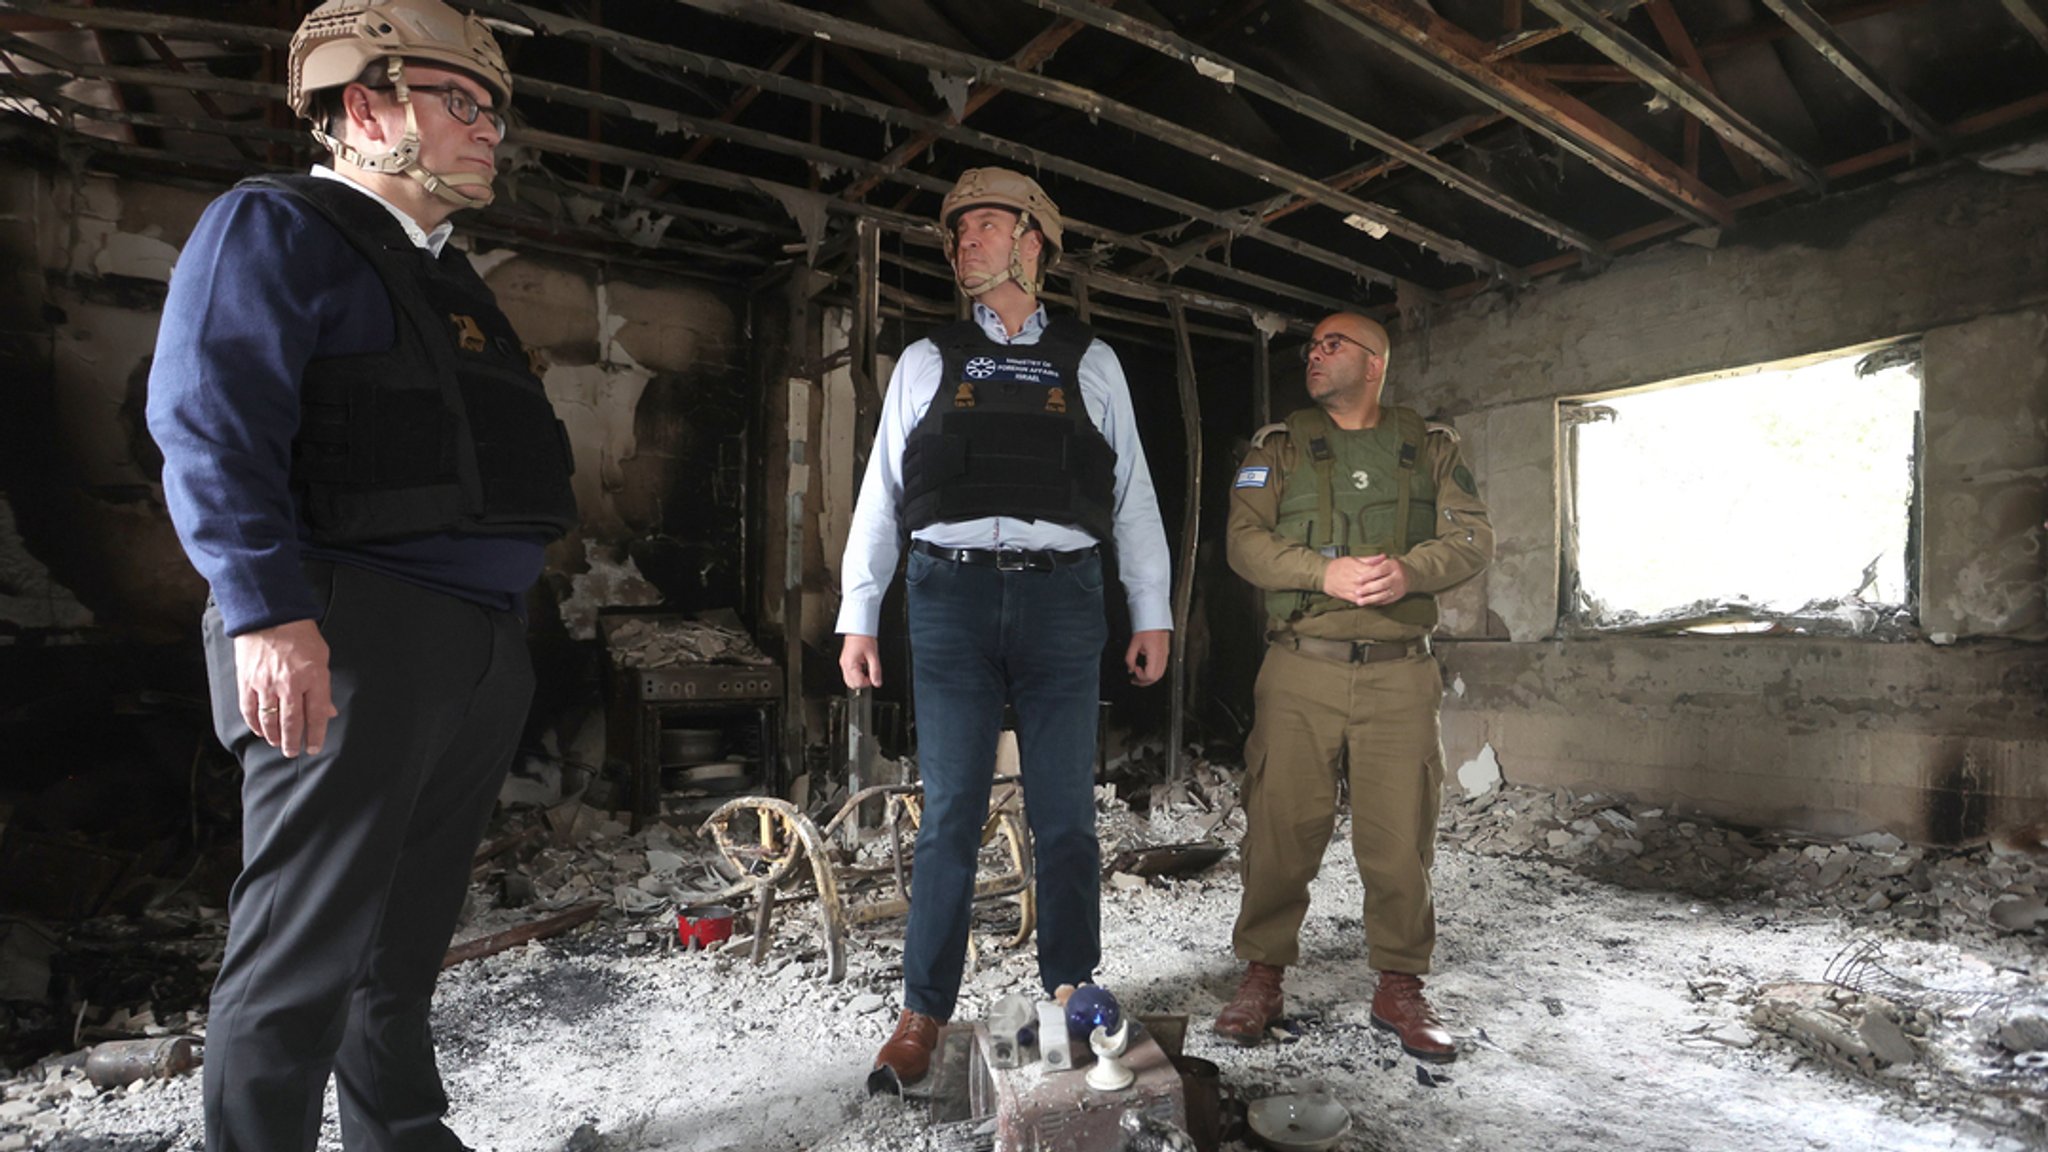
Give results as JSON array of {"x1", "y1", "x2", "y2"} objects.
[{"x1": 1065, "y1": 984, "x2": 1122, "y2": 1041}]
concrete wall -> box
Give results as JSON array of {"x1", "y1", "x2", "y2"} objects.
[
  {"x1": 0, "y1": 161, "x2": 744, "y2": 647},
  {"x1": 1406, "y1": 164, "x2": 2048, "y2": 843}
]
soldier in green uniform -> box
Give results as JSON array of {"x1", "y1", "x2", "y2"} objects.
[{"x1": 1212, "y1": 312, "x2": 1492, "y2": 1063}]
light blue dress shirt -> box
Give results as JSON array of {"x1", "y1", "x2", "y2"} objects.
[{"x1": 836, "y1": 302, "x2": 1174, "y2": 637}]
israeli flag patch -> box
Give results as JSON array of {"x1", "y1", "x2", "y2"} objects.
[{"x1": 1235, "y1": 466, "x2": 1271, "y2": 489}]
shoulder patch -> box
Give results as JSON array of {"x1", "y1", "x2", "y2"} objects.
[
  {"x1": 1234, "y1": 465, "x2": 1272, "y2": 490},
  {"x1": 1426, "y1": 421, "x2": 1461, "y2": 443},
  {"x1": 1250, "y1": 421, "x2": 1289, "y2": 449},
  {"x1": 1453, "y1": 464, "x2": 1477, "y2": 495}
]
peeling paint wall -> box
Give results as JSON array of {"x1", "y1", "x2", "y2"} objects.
[
  {"x1": 1403, "y1": 165, "x2": 2048, "y2": 843},
  {"x1": 0, "y1": 160, "x2": 744, "y2": 648}
]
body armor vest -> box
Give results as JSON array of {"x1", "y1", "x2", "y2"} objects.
[
  {"x1": 247, "y1": 175, "x2": 578, "y2": 546},
  {"x1": 1269, "y1": 405, "x2": 1440, "y2": 629},
  {"x1": 900, "y1": 316, "x2": 1117, "y2": 543}
]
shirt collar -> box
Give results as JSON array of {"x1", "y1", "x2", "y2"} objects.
[
  {"x1": 971, "y1": 300, "x2": 1048, "y2": 343},
  {"x1": 310, "y1": 165, "x2": 453, "y2": 256}
]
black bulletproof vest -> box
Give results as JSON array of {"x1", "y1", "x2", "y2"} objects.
[
  {"x1": 900, "y1": 316, "x2": 1117, "y2": 544},
  {"x1": 246, "y1": 175, "x2": 577, "y2": 546}
]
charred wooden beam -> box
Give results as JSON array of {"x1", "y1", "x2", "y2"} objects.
[
  {"x1": 840, "y1": 16, "x2": 1089, "y2": 204},
  {"x1": 1528, "y1": 0, "x2": 1826, "y2": 193},
  {"x1": 521, "y1": 126, "x2": 1354, "y2": 321},
  {"x1": 0, "y1": 30, "x2": 273, "y2": 97},
  {"x1": 1310, "y1": 0, "x2": 1734, "y2": 229},
  {"x1": 1699, "y1": 0, "x2": 1941, "y2": 59},
  {"x1": 1995, "y1": 0, "x2": 2048, "y2": 59},
  {"x1": 1447, "y1": 89, "x2": 2048, "y2": 296},
  {"x1": 672, "y1": 0, "x2": 1523, "y2": 284},
  {"x1": 0, "y1": 1, "x2": 287, "y2": 46},
  {"x1": 1016, "y1": 0, "x2": 1603, "y2": 256},
  {"x1": 1758, "y1": 0, "x2": 1950, "y2": 149},
  {"x1": 1644, "y1": 0, "x2": 1766, "y2": 186},
  {"x1": 477, "y1": 1, "x2": 1410, "y2": 294}
]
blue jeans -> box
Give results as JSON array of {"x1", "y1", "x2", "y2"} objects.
[{"x1": 901, "y1": 547, "x2": 1108, "y2": 1020}]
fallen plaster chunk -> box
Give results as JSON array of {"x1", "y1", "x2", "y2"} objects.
[
  {"x1": 1456, "y1": 743, "x2": 1502, "y2": 797},
  {"x1": 1988, "y1": 896, "x2": 2048, "y2": 933},
  {"x1": 1998, "y1": 1011, "x2": 2048, "y2": 1053},
  {"x1": 849, "y1": 993, "x2": 887, "y2": 1015},
  {"x1": 1706, "y1": 1023, "x2": 1757, "y2": 1048},
  {"x1": 1858, "y1": 1003, "x2": 1917, "y2": 1066}
]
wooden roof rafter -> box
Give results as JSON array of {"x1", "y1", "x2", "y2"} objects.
[
  {"x1": 1306, "y1": 0, "x2": 1736, "y2": 229},
  {"x1": 1757, "y1": 0, "x2": 1951, "y2": 151},
  {"x1": 1012, "y1": 0, "x2": 1606, "y2": 257},
  {"x1": 669, "y1": 0, "x2": 1528, "y2": 285},
  {"x1": 1527, "y1": 0, "x2": 1827, "y2": 192}
]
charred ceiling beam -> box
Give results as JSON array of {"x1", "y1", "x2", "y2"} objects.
[
  {"x1": 473, "y1": 1, "x2": 1413, "y2": 297},
  {"x1": 0, "y1": 1, "x2": 286, "y2": 46},
  {"x1": 1995, "y1": 0, "x2": 2048, "y2": 59},
  {"x1": 0, "y1": 0, "x2": 1399, "y2": 306},
  {"x1": 521, "y1": 126, "x2": 1361, "y2": 320},
  {"x1": 1126, "y1": 110, "x2": 1506, "y2": 280},
  {"x1": 669, "y1": 0, "x2": 1524, "y2": 284},
  {"x1": 1307, "y1": 0, "x2": 1734, "y2": 229},
  {"x1": 1013, "y1": 0, "x2": 1605, "y2": 256},
  {"x1": 1526, "y1": 0, "x2": 1826, "y2": 193},
  {"x1": 839, "y1": 14, "x2": 1089, "y2": 204},
  {"x1": 0, "y1": 30, "x2": 273, "y2": 99},
  {"x1": 1643, "y1": 0, "x2": 1766, "y2": 185},
  {"x1": 1699, "y1": 0, "x2": 1943, "y2": 59},
  {"x1": 1758, "y1": 0, "x2": 1950, "y2": 150},
  {"x1": 1443, "y1": 88, "x2": 2048, "y2": 299}
]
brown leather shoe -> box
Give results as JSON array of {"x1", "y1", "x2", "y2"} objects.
[
  {"x1": 1212, "y1": 962, "x2": 1285, "y2": 1046},
  {"x1": 1371, "y1": 971, "x2": 1456, "y2": 1063},
  {"x1": 868, "y1": 1009, "x2": 942, "y2": 1094}
]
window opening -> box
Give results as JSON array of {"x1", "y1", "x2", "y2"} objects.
[{"x1": 1561, "y1": 342, "x2": 1921, "y2": 636}]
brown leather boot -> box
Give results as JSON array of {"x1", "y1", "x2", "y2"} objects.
[
  {"x1": 1212, "y1": 962, "x2": 1285, "y2": 1046},
  {"x1": 867, "y1": 1009, "x2": 942, "y2": 1094},
  {"x1": 1371, "y1": 971, "x2": 1456, "y2": 1063}
]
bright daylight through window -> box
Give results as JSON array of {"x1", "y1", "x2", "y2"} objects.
[{"x1": 1564, "y1": 343, "x2": 1922, "y2": 633}]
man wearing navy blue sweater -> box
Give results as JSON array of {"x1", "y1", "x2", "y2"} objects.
[{"x1": 145, "y1": 3, "x2": 575, "y2": 1148}]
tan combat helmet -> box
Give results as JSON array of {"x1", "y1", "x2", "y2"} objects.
[
  {"x1": 287, "y1": 0, "x2": 512, "y2": 208},
  {"x1": 940, "y1": 167, "x2": 1063, "y2": 299}
]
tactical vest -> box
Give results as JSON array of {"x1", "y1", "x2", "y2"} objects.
[
  {"x1": 244, "y1": 175, "x2": 578, "y2": 546},
  {"x1": 1268, "y1": 405, "x2": 1440, "y2": 629},
  {"x1": 899, "y1": 316, "x2": 1117, "y2": 543}
]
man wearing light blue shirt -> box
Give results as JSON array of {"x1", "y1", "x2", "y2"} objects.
[{"x1": 839, "y1": 168, "x2": 1172, "y2": 1092}]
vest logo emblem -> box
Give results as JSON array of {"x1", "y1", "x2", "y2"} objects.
[
  {"x1": 1045, "y1": 386, "x2": 1067, "y2": 415},
  {"x1": 1352, "y1": 470, "x2": 1371, "y2": 490},
  {"x1": 954, "y1": 382, "x2": 977, "y2": 408},
  {"x1": 451, "y1": 314, "x2": 487, "y2": 353},
  {"x1": 964, "y1": 356, "x2": 997, "y2": 379}
]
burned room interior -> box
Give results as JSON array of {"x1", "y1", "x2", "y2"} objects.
[{"x1": 0, "y1": 0, "x2": 2045, "y2": 1148}]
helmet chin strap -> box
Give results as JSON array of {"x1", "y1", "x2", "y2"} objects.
[
  {"x1": 951, "y1": 211, "x2": 1043, "y2": 299},
  {"x1": 309, "y1": 58, "x2": 497, "y2": 209}
]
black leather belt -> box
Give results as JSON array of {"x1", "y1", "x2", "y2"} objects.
[
  {"x1": 913, "y1": 539, "x2": 1097, "y2": 572},
  {"x1": 1271, "y1": 632, "x2": 1432, "y2": 665}
]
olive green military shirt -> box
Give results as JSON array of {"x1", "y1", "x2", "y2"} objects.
[{"x1": 1227, "y1": 407, "x2": 1495, "y2": 642}]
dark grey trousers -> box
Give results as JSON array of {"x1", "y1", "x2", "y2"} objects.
[{"x1": 201, "y1": 561, "x2": 532, "y2": 1152}]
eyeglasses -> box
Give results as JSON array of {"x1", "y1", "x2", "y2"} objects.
[
  {"x1": 1299, "y1": 333, "x2": 1383, "y2": 363},
  {"x1": 371, "y1": 83, "x2": 508, "y2": 135}
]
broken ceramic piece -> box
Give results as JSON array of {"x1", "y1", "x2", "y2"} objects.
[
  {"x1": 1085, "y1": 1020, "x2": 1133, "y2": 1091},
  {"x1": 1246, "y1": 1089, "x2": 1351, "y2": 1152}
]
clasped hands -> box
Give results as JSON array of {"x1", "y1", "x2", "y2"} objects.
[{"x1": 1321, "y1": 553, "x2": 1410, "y2": 607}]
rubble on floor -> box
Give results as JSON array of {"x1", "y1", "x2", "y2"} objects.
[{"x1": 4, "y1": 771, "x2": 2045, "y2": 1150}]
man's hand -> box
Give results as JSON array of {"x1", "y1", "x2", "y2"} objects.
[
  {"x1": 1320, "y1": 556, "x2": 1376, "y2": 605},
  {"x1": 1356, "y1": 554, "x2": 1411, "y2": 606},
  {"x1": 233, "y1": 619, "x2": 338, "y2": 758},
  {"x1": 1126, "y1": 629, "x2": 1170, "y2": 687},
  {"x1": 840, "y1": 634, "x2": 883, "y2": 690}
]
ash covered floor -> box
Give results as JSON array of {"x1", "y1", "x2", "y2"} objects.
[{"x1": 16, "y1": 775, "x2": 2048, "y2": 1152}]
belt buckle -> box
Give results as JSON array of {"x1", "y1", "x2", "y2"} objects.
[
  {"x1": 1349, "y1": 641, "x2": 1371, "y2": 664},
  {"x1": 994, "y1": 550, "x2": 1029, "y2": 572}
]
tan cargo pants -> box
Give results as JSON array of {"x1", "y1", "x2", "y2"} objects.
[{"x1": 1231, "y1": 641, "x2": 1445, "y2": 974}]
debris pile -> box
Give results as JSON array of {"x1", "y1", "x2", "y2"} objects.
[{"x1": 1440, "y1": 783, "x2": 2047, "y2": 944}]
